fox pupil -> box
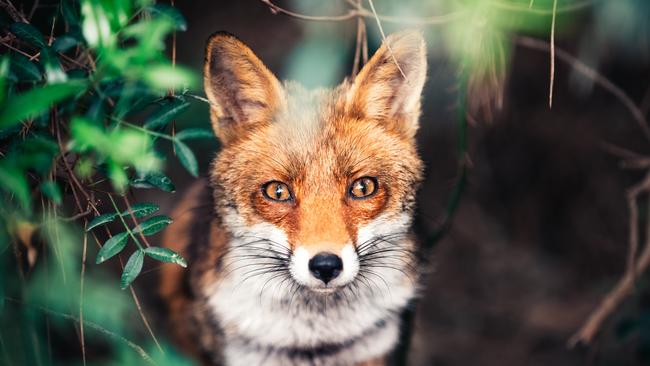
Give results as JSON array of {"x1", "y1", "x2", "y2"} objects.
[{"x1": 275, "y1": 186, "x2": 284, "y2": 199}]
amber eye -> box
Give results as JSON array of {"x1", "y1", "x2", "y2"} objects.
[
  {"x1": 262, "y1": 181, "x2": 293, "y2": 202},
  {"x1": 349, "y1": 177, "x2": 378, "y2": 199}
]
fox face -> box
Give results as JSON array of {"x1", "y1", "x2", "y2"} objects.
[{"x1": 203, "y1": 31, "x2": 426, "y2": 298}]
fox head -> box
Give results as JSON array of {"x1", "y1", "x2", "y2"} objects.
[{"x1": 204, "y1": 31, "x2": 426, "y2": 297}]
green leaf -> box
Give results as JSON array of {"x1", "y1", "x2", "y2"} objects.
[
  {"x1": 174, "y1": 140, "x2": 198, "y2": 177},
  {"x1": 0, "y1": 80, "x2": 87, "y2": 129},
  {"x1": 87, "y1": 212, "x2": 119, "y2": 231},
  {"x1": 70, "y1": 116, "x2": 109, "y2": 152},
  {"x1": 40, "y1": 181, "x2": 62, "y2": 205},
  {"x1": 131, "y1": 171, "x2": 176, "y2": 192},
  {"x1": 0, "y1": 164, "x2": 30, "y2": 212},
  {"x1": 10, "y1": 54, "x2": 42, "y2": 81},
  {"x1": 133, "y1": 215, "x2": 172, "y2": 236},
  {"x1": 108, "y1": 162, "x2": 129, "y2": 193},
  {"x1": 120, "y1": 250, "x2": 144, "y2": 289},
  {"x1": 0, "y1": 56, "x2": 10, "y2": 104},
  {"x1": 81, "y1": 0, "x2": 114, "y2": 48},
  {"x1": 142, "y1": 64, "x2": 197, "y2": 90},
  {"x1": 61, "y1": 0, "x2": 80, "y2": 27},
  {"x1": 10, "y1": 22, "x2": 46, "y2": 48},
  {"x1": 96, "y1": 231, "x2": 129, "y2": 264},
  {"x1": 175, "y1": 128, "x2": 214, "y2": 140},
  {"x1": 144, "y1": 247, "x2": 187, "y2": 267},
  {"x1": 0, "y1": 279, "x2": 4, "y2": 312},
  {"x1": 120, "y1": 202, "x2": 159, "y2": 218},
  {"x1": 41, "y1": 47, "x2": 68, "y2": 83},
  {"x1": 143, "y1": 97, "x2": 190, "y2": 130},
  {"x1": 0, "y1": 285, "x2": 4, "y2": 312},
  {"x1": 148, "y1": 4, "x2": 187, "y2": 31},
  {"x1": 52, "y1": 34, "x2": 81, "y2": 53}
]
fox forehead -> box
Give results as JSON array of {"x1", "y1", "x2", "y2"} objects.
[
  {"x1": 211, "y1": 81, "x2": 422, "y2": 248},
  {"x1": 214, "y1": 81, "x2": 420, "y2": 186}
]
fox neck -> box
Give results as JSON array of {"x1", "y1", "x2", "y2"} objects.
[{"x1": 200, "y1": 205, "x2": 418, "y2": 365}]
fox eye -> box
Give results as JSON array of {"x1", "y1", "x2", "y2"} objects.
[
  {"x1": 262, "y1": 181, "x2": 292, "y2": 202},
  {"x1": 349, "y1": 177, "x2": 378, "y2": 199}
]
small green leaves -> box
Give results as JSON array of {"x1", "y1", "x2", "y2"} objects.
[
  {"x1": 175, "y1": 128, "x2": 214, "y2": 140},
  {"x1": 96, "y1": 231, "x2": 129, "y2": 264},
  {"x1": 133, "y1": 215, "x2": 172, "y2": 236},
  {"x1": 0, "y1": 163, "x2": 30, "y2": 212},
  {"x1": 40, "y1": 181, "x2": 62, "y2": 205},
  {"x1": 142, "y1": 65, "x2": 197, "y2": 91},
  {"x1": 41, "y1": 47, "x2": 68, "y2": 83},
  {"x1": 174, "y1": 140, "x2": 198, "y2": 177},
  {"x1": 122, "y1": 202, "x2": 159, "y2": 218},
  {"x1": 144, "y1": 97, "x2": 190, "y2": 130},
  {"x1": 87, "y1": 202, "x2": 160, "y2": 231},
  {"x1": 10, "y1": 54, "x2": 41, "y2": 81},
  {"x1": 147, "y1": 4, "x2": 187, "y2": 31},
  {"x1": 0, "y1": 81, "x2": 87, "y2": 129},
  {"x1": 120, "y1": 250, "x2": 144, "y2": 289},
  {"x1": 0, "y1": 56, "x2": 10, "y2": 106},
  {"x1": 87, "y1": 212, "x2": 119, "y2": 231},
  {"x1": 131, "y1": 172, "x2": 175, "y2": 192},
  {"x1": 10, "y1": 22, "x2": 46, "y2": 48},
  {"x1": 144, "y1": 247, "x2": 187, "y2": 268},
  {"x1": 52, "y1": 34, "x2": 82, "y2": 53},
  {"x1": 70, "y1": 116, "x2": 160, "y2": 191},
  {"x1": 81, "y1": 0, "x2": 114, "y2": 48}
]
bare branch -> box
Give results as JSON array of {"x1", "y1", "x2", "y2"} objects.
[
  {"x1": 366, "y1": 0, "x2": 409, "y2": 83},
  {"x1": 569, "y1": 174, "x2": 650, "y2": 346},
  {"x1": 260, "y1": 0, "x2": 463, "y2": 25},
  {"x1": 516, "y1": 36, "x2": 650, "y2": 143},
  {"x1": 548, "y1": 0, "x2": 558, "y2": 108}
]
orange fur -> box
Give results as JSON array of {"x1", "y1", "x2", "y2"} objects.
[{"x1": 160, "y1": 30, "x2": 427, "y2": 366}]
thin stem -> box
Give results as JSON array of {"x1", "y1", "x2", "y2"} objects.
[
  {"x1": 367, "y1": 0, "x2": 409, "y2": 83},
  {"x1": 548, "y1": 0, "x2": 558, "y2": 108},
  {"x1": 111, "y1": 117, "x2": 175, "y2": 141},
  {"x1": 79, "y1": 222, "x2": 88, "y2": 366},
  {"x1": 107, "y1": 194, "x2": 144, "y2": 251}
]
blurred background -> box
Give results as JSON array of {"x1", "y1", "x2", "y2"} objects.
[{"x1": 2, "y1": 0, "x2": 650, "y2": 365}]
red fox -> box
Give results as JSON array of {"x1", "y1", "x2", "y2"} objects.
[{"x1": 159, "y1": 30, "x2": 427, "y2": 365}]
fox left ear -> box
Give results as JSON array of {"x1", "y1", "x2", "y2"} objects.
[
  {"x1": 347, "y1": 31, "x2": 427, "y2": 138},
  {"x1": 204, "y1": 32, "x2": 284, "y2": 144}
]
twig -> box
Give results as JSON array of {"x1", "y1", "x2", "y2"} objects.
[
  {"x1": 260, "y1": 0, "x2": 463, "y2": 25},
  {"x1": 351, "y1": 0, "x2": 366, "y2": 77},
  {"x1": 61, "y1": 208, "x2": 93, "y2": 222},
  {"x1": 28, "y1": 0, "x2": 39, "y2": 20},
  {"x1": 0, "y1": 0, "x2": 28, "y2": 22},
  {"x1": 3, "y1": 298, "x2": 156, "y2": 365},
  {"x1": 548, "y1": 0, "x2": 558, "y2": 108},
  {"x1": 515, "y1": 36, "x2": 650, "y2": 143},
  {"x1": 79, "y1": 222, "x2": 88, "y2": 366},
  {"x1": 122, "y1": 196, "x2": 152, "y2": 248},
  {"x1": 569, "y1": 174, "x2": 650, "y2": 346},
  {"x1": 129, "y1": 286, "x2": 163, "y2": 353},
  {"x1": 366, "y1": 0, "x2": 409, "y2": 83},
  {"x1": 491, "y1": 0, "x2": 593, "y2": 15}
]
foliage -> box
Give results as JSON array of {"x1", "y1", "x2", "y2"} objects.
[{"x1": 0, "y1": 0, "x2": 207, "y2": 364}]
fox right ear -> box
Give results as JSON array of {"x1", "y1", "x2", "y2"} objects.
[{"x1": 204, "y1": 32, "x2": 284, "y2": 144}]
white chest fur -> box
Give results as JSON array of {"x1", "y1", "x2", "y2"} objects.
[{"x1": 204, "y1": 214, "x2": 417, "y2": 365}]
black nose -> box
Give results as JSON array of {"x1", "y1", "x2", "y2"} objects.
[{"x1": 308, "y1": 253, "x2": 343, "y2": 284}]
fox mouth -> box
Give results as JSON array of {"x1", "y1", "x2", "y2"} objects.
[{"x1": 310, "y1": 286, "x2": 339, "y2": 294}]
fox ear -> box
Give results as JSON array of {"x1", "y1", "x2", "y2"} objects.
[
  {"x1": 204, "y1": 32, "x2": 284, "y2": 144},
  {"x1": 347, "y1": 31, "x2": 427, "y2": 138}
]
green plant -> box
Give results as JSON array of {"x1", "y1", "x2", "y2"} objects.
[{"x1": 0, "y1": 0, "x2": 207, "y2": 364}]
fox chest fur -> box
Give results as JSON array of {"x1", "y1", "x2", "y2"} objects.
[{"x1": 159, "y1": 31, "x2": 428, "y2": 366}]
